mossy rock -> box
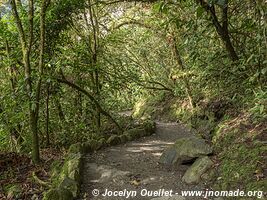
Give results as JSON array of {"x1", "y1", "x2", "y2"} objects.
[
  {"x1": 68, "y1": 168, "x2": 81, "y2": 184},
  {"x1": 119, "y1": 134, "x2": 129, "y2": 143},
  {"x1": 68, "y1": 158, "x2": 81, "y2": 181},
  {"x1": 143, "y1": 120, "x2": 156, "y2": 135},
  {"x1": 82, "y1": 139, "x2": 104, "y2": 153},
  {"x1": 159, "y1": 136, "x2": 213, "y2": 166},
  {"x1": 68, "y1": 143, "x2": 82, "y2": 154},
  {"x1": 201, "y1": 168, "x2": 217, "y2": 182},
  {"x1": 58, "y1": 153, "x2": 82, "y2": 184},
  {"x1": 106, "y1": 135, "x2": 121, "y2": 146},
  {"x1": 182, "y1": 156, "x2": 213, "y2": 184},
  {"x1": 50, "y1": 160, "x2": 62, "y2": 181},
  {"x1": 126, "y1": 128, "x2": 146, "y2": 139},
  {"x1": 59, "y1": 177, "x2": 79, "y2": 198},
  {"x1": 43, "y1": 188, "x2": 73, "y2": 200}
]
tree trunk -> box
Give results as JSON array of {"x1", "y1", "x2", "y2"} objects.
[
  {"x1": 45, "y1": 84, "x2": 50, "y2": 146},
  {"x1": 196, "y1": 0, "x2": 239, "y2": 61},
  {"x1": 57, "y1": 78, "x2": 122, "y2": 132},
  {"x1": 172, "y1": 36, "x2": 195, "y2": 109},
  {"x1": 29, "y1": 111, "x2": 40, "y2": 162},
  {"x1": 55, "y1": 97, "x2": 65, "y2": 121}
]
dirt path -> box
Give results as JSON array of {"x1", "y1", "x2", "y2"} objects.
[{"x1": 79, "y1": 122, "x2": 210, "y2": 200}]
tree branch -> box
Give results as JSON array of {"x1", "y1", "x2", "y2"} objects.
[{"x1": 57, "y1": 77, "x2": 122, "y2": 132}]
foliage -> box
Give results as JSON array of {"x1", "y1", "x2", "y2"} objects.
[
  {"x1": 212, "y1": 116, "x2": 267, "y2": 195},
  {"x1": 0, "y1": 0, "x2": 266, "y2": 197}
]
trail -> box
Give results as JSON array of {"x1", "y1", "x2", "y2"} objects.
[{"x1": 79, "y1": 122, "x2": 210, "y2": 200}]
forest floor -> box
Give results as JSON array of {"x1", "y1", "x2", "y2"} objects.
[
  {"x1": 80, "y1": 122, "x2": 212, "y2": 200},
  {"x1": 0, "y1": 148, "x2": 63, "y2": 199}
]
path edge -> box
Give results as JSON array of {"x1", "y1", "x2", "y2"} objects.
[{"x1": 42, "y1": 120, "x2": 156, "y2": 200}]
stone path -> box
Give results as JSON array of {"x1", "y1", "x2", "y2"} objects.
[{"x1": 79, "y1": 122, "x2": 212, "y2": 200}]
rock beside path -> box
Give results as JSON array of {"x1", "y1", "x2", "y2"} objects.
[
  {"x1": 182, "y1": 156, "x2": 213, "y2": 184},
  {"x1": 159, "y1": 137, "x2": 212, "y2": 166}
]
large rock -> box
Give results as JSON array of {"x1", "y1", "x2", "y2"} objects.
[
  {"x1": 182, "y1": 156, "x2": 213, "y2": 184},
  {"x1": 126, "y1": 128, "x2": 146, "y2": 139},
  {"x1": 59, "y1": 177, "x2": 79, "y2": 198},
  {"x1": 82, "y1": 139, "x2": 104, "y2": 152},
  {"x1": 58, "y1": 153, "x2": 82, "y2": 185},
  {"x1": 159, "y1": 136, "x2": 212, "y2": 166}
]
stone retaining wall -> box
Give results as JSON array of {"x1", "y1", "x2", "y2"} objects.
[{"x1": 43, "y1": 120, "x2": 156, "y2": 200}]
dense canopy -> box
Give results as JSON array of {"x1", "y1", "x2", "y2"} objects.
[{"x1": 0, "y1": 0, "x2": 266, "y2": 199}]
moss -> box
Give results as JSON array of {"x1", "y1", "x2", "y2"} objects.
[
  {"x1": 50, "y1": 161, "x2": 63, "y2": 185},
  {"x1": 90, "y1": 139, "x2": 104, "y2": 151},
  {"x1": 43, "y1": 188, "x2": 73, "y2": 200},
  {"x1": 142, "y1": 120, "x2": 156, "y2": 135},
  {"x1": 214, "y1": 141, "x2": 266, "y2": 194},
  {"x1": 182, "y1": 156, "x2": 213, "y2": 184},
  {"x1": 59, "y1": 177, "x2": 79, "y2": 198},
  {"x1": 126, "y1": 128, "x2": 146, "y2": 139},
  {"x1": 82, "y1": 139, "x2": 104, "y2": 152},
  {"x1": 68, "y1": 143, "x2": 82, "y2": 154}
]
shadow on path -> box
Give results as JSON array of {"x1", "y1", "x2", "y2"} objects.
[{"x1": 79, "y1": 122, "x2": 208, "y2": 200}]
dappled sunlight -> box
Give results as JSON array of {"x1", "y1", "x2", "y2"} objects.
[
  {"x1": 125, "y1": 141, "x2": 172, "y2": 154},
  {"x1": 152, "y1": 152, "x2": 162, "y2": 157},
  {"x1": 88, "y1": 163, "x2": 130, "y2": 184}
]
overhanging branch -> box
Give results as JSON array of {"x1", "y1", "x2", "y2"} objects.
[{"x1": 57, "y1": 77, "x2": 122, "y2": 132}]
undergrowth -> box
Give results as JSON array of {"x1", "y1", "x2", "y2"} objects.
[{"x1": 133, "y1": 90, "x2": 266, "y2": 199}]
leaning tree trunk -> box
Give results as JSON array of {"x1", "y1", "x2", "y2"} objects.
[{"x1": 196, "y1": 0, "x2": 238, "y2": 61}]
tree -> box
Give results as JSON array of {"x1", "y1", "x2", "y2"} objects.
[{"x1": 10, "y1": 0, "x2": 50, "y2": 163}]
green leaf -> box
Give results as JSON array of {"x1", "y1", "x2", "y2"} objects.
[
  {"x1": 152, "y1": 2, "x2": 168, "y2": 14},
  {"x1": 259, "y1": 105, "x2": 264, "y2": 114},
  {"x1": 246, "y1": 54, "x2": 254, "y2": 63},
  {"x1": 196, "y1": 7, "x2": 204, "y2": 18},
  {"x1": 152, "y1": 2, "x2": 161, "y2": 12},
  {"x1": 261, "y1": 68, "x2": 267, "y2": 75}
]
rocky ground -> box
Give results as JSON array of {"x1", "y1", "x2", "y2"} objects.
[{"x1": 79, "y1": 122, "x2": 214, "y2": 200}]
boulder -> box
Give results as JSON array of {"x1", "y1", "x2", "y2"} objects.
[
  {"x1": 59, "y1": 177, "x2": 79, "y2": 198},
  {"x1": 159, "y1": 136, "x2": 212, "y2": 165},
  {"x1": 126, "y1": 128, "x2": 146, "y2": 139},
  {"x1": 43, "y1": 188, "x2": 73, "y2": 200},
  {"x1": 60, "y1": 153, "x2": 82, "y2": 184},
  {"x1": 82, "y1": 139, "x2": 104, "y2": 152},
  {"x1": 202, "y1": 168, "x2": 217, "y2": 182},
  {"x1": 182, "y1": 156, "x2": 213, "y2": 184}
]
